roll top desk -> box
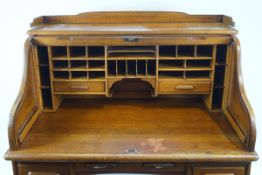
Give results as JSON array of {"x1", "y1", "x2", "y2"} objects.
[{"x1": 5, "y1": 11, "x2": 258, "y2": 175}]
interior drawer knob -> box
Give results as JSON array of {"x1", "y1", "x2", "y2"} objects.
[
  {"x1": 175, "y1": 85, "x2": 194, "y2": 90},
  {"x1": 70, "y1": 85, "x2": 89, "y2": 90},
  {"x1": 90, "y1": 163, "x2": 117, "y2": 169},
  {"x1": 123, "y1": 36, "x2": 139, "y2": 42},
  {"x1": 27, "y1": 172, "x2": 60, "y2": 175},
  {"x1": 205, "y1": 174, "x2": 235, "y2": 175},
  {"x1": 143, "y1": 163, "x2": 176, "y2": 169}
]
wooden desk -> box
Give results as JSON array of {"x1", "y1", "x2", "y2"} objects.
[{"x1": 5, "y1": 12, "x2": 257, "y2": 175}]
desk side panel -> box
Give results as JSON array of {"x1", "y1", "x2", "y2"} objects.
[
  {"x1": 223, "y1": 36, "x2": 256, "y2": 151},
  {"x1": 8, "y1": 38, "x2": 41, "y2": 150}
]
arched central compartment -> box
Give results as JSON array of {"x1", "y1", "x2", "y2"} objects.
[{"x1": 109, "y1": 78, "x2": 155, "y2": 98}]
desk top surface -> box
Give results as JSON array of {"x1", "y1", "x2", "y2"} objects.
[
  {"x1": 5, "y1": 98, "x2": 257, "y2": 162},
  {"x1": 28, "y1": 11, "x2": 237, "y2": 36},
  {"x1": 29, "y1": 23, "x2": 237, "y2": 36}
]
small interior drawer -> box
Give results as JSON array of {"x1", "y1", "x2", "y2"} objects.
[
  {"x1": 193, "y1": 166, "x2": 246, "y2": 175},
  {"x1": 53, "y1": 81, "x2": 105, "y2": 93},
  {"x1": 17, "y1": 163, "x2": 69, "y2": 175},
  {"x1": 158, "y1": 81, "x2": 211, "y2": 94}
]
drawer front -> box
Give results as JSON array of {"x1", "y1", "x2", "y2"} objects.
[
  {"x1": 53, "y1": 81, "x2": 105, "y2": 93},
  {"x1": 193, "y1": 166, "x2": 246, "y2": 175},
  {"x1": 17, "y1": 163, "x2": 69, "y2": 175},
  {"x1": 74, "y1": 163, "x2": 185, "y2": 173},
  {"x1": 158, "y1": 81, "x2": 211, "y2": 94}
]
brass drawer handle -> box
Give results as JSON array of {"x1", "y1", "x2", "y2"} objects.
[
  {"x1": 206, "y1": 174, "x2": 235, "y2": 175},
  {"x1": 123, "y1": 36, "x2": 139, "y2": 42},
  {"x1": 91, "y1": 163, "x2": 117, "y2": 169},
  {"x1": 70, "y1": 85, "x2": 89, "y2": 90},
  {"x1": 143, "y1": 163, "x2": 175, "y2": 169},
  {"x1": 175, "y1": 85, "x2": 195, "y2": 90},
  {"x1": 27, "y1": 172, "x2": 60, "y2": 175}
]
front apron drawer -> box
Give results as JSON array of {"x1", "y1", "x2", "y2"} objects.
[
  {"x1": 74, "y1": 162, "x2": 186, "y2": 173},
  {"x1": 193, "y1": 166, "x2": 246, "y2": 175},
  {"x1": 17, "y1": 163, "x2": 69, "y2": 175}
]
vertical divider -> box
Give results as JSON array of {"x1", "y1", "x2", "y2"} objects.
[
  {"x1": 221, "y1": 45, "x2": 230, "y2": 108},
  {"x1": 86, "y1": 46, "x2": 89, "y2": 79},
  {"x1": 85, "y1": 46, "x2": 88, "y2": 79},
  {"x1": 145, "y1": 60, "x2": 148, "y2": 77},
  {"x1": 155, "y1": 45, "x2": 159, "y2": 96},
  {"x1": 175, "y1": 45, "x2": 178, "y2": 57},
  {"x1": 116, "y1": 60, "x2": 118, "y2": 76},
  {"x1": 135, "y1": 60, "x2": 138, "y2": 77},
  {"x1": 35, "y1": 46, "x2": 44, "y2": 110},
  {"x1": 46, "y1": 46, "x2": 55, "y2": 110},
  {"x1": 184, "y1": 57, "x2": 187, "y2": 79},
  {"x1": 194, "y1": 45, "x2": 197, "y2": 57},
  {"x1": 125, "y1": 60, "x2": 128, "y2": 76},
  {"x1": 205, "y1": 45, "x2": 217, "y2": 110},
  {"x1": 67, "y1": 46, "x2": 71, "y2": 80},
  {"x1": 105, "y1": 46, "x2": 109, "y2": 96}
]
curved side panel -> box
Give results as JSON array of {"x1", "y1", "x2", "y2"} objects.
[
  {"x1": 224, "y1": 36, "x2": 256, "y2": 151},
  {"x1": 8, "y1": 38, "x2": 41, "y2": 150}
]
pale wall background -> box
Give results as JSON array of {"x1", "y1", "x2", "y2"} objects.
[{"x1": 0, "y1": 0, "x2": 261, "y2": 174}]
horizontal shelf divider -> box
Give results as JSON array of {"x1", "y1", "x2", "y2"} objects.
[
  {"x1": 159, "y1": 56, "x2": 213, "y2": 60},
  {"x1": 107, "y1": 57, "x2": 156, "y2": 60}
]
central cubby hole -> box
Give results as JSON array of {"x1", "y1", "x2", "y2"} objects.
[
  {"x1": 159, "y1": 71, "x2": 183, "y2": 79},
  {"x1": 186, "y1": 71, "x2": 210, "y2": 79},
  {"x1": 127, "y1": 60, "x2": 136, "y2": 76},
  {"x1": 186, "y1": 60, "x2": 211, "y2": 68},
  {"x1": 70, "y1": 60, "x2": 87, "y2": 69},
  {"x1": 147, "y1": 60, "x2": 156, "y2": 76},
  {"x1": 52, "y1": 46, "x2": 67, "y2": 58},
  {"x1": 108, "y1": 46, "x2": 155, "y2": 53},
  {"x1": 88, "y1": 60, "x2": 105, "y2": 69},
  {"x1": 159, "y1": 60, "x2": 184, "y2": 69},
  {"x1": 117, "y1": 60, "x2": 127, "y2": 76},
  {"x1": 197, "y1": 45, "x2": 213, "y2": 57},
  {"x1": 108, "y1": 61, "x2": 117, "y2": 76},
  {"x1": 107, "y1": 46, "x2": 156, "y2": 59},
  {"x1": 72, "y1": 71, "x2": 87, "y2": 79},
  {"x1": 137, "y1": 60, "x2": 146, "y2": 76},
  {"x1": 159, "y1": 46, "x2": 176, "y2": 57},
  {"x1": 88, "y1": 46, "x2": 105, "y2": 58},
  {"x1": 177, "y1": 45, "x2": 194, "y2": 57},
  {"x1": 53, "y1": 71, "x2": 69, "y2": 79},
  {"x1": 89, "y1": 71, "x2": 105, "y2": 79},
  {"x1": 53, "y1": 60, "x2": 68, "y2": 68},
  {"x1": 70, "y1": 46, "x2": 86, "y2": 58}
]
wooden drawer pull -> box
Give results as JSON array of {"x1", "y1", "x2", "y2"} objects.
[
  {"x1": 175, "y1": 85, "x2": 194, "y2": 90},
  {"x1": 70, "y1": 85, "x2": 89, "y2": 90},
  {"x1": 27, "y1": 172, "x2": 60, "y2": 175},
  {"x1": 143, "y1": 163, "x2": 175, "y2": 169}
]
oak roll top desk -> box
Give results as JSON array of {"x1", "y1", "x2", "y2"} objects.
[{"x1": 4, "y1": 11, "x2": 258, "y2": 175}]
